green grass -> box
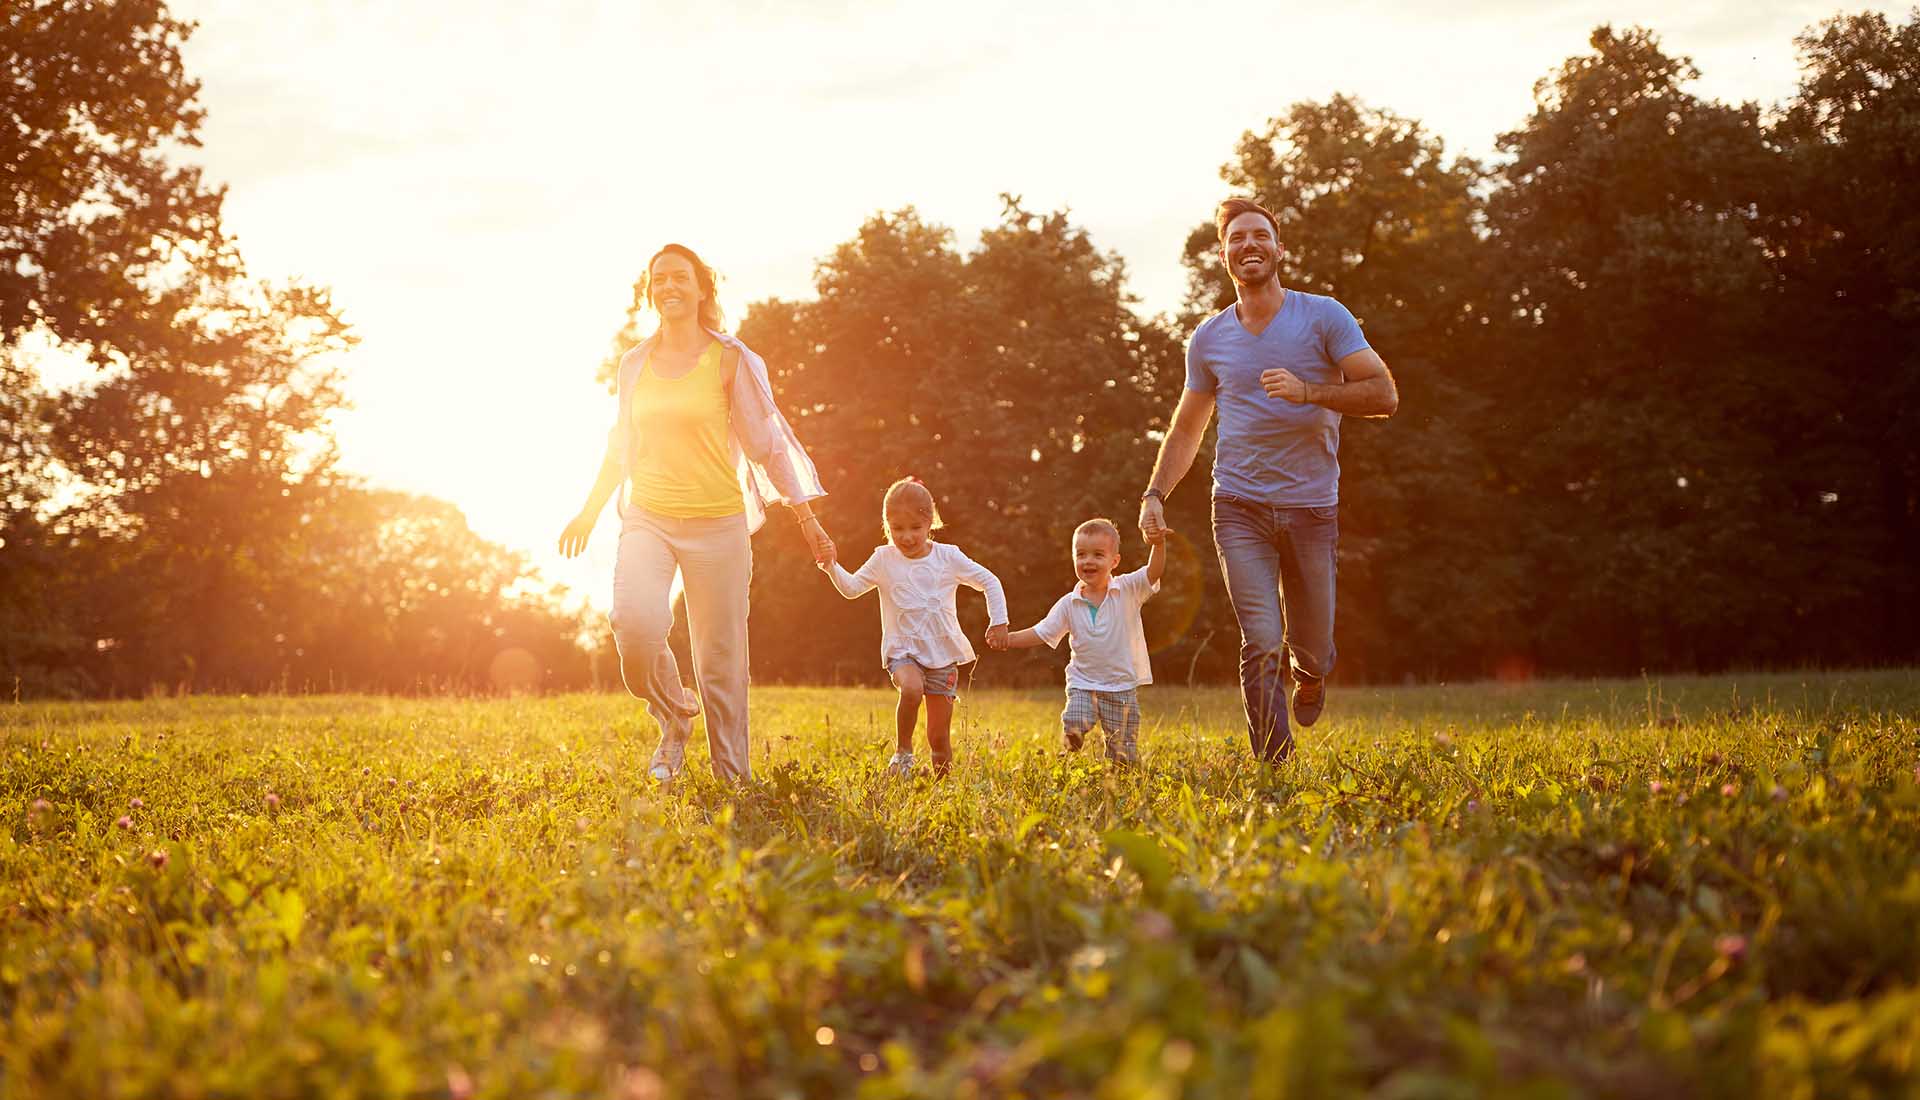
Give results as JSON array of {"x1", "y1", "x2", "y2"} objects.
[{"x1": 4, "y1": 671, "x2": 1919, "y2": 1098}]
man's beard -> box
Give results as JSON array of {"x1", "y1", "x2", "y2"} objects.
[{"x1": 1232, "y1": 256, "x2": 1277, "y2": 289}]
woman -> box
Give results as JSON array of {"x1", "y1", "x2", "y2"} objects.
[{"x1": 558, "y1": 244, "x2": 832, "y2": 781}]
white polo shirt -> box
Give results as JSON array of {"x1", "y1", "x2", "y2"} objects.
[{"x1": 1032, "y1": 567, "x2": 1159, "y2": 691}]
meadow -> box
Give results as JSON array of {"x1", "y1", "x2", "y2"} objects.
[{"x1": 4, "y1": 671, "x2": 1918, "y2": 1099}]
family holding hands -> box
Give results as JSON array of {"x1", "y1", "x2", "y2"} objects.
[{"x1": 558, "y1": 199, "x2": 1398, "y2": 783}]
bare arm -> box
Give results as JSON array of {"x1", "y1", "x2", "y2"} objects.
[
  {"x1": 558, "y1": 444, "x2": 624, "y2": 558},
  {"x1": 1004, "y1": 627, "x2": 1048, "y2": 650},
  {"x1": 1262, "y1": 348, "x2": 1399, "y2": 418},
  {"x1": 1145, "y1": 531, "x2": 1169, "y2": 586},
  {"x1": 1145, "y1": 388, "x2": 1216, "y2": 497},
  {"x1": 1140, "y1": 388, "x2": 1215, "y2": 538}
]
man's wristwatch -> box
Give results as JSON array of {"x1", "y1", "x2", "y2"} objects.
[{"x1": 1141, "y1": 488, "x2": 1166, "y2": 503}]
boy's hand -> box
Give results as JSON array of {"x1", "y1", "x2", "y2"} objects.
[
  {"x1": 1146, "y1": 523, "x2": 1171, "y2": 545},
  {"x1": 985, "y1": 624, "x2": 1008, "y2": 650}
]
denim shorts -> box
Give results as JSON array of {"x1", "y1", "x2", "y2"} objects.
[{"x1": 888, "y1": 657, "x2": 959, "y2": 697}]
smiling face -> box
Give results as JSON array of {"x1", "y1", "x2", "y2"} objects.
[
  {"x1": 647, "y1": 251, "x2": 704, "y2": 323},
  {"x1": 1072, "y1": 529, "x2": 1119, "y2": 586},
  {"x1": 1221, "y1": 210, "x2": 1281, "y2": 289},
  {"x1": 887, "y1": 510, "x2": 933, "y2": 557}
]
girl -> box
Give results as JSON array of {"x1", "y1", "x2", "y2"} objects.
[{"x1": 820, "y1": 477, "x2": 1008, "y2": 775}]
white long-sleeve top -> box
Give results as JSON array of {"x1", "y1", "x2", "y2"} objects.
[{"x1": 828, "y1": 542, "x2": 1009, "y2": 668}]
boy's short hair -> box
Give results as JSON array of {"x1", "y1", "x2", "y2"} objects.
[{"x1": 1073, "y1": 517, "x2": 1121, "y2": 550}]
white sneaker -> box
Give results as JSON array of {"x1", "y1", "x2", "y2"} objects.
[
  {"x1": 649, "y1": 737, "x2": 687, "y2": 783},
  {"x1": 885, "y1": 751, "x2": 916, "y2": 777}
]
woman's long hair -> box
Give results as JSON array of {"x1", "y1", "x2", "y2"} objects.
[{"x1": 643, "y1": 243, "x2": 725, "y2": 332}]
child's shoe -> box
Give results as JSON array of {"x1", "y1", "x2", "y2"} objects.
[{"x1": 885, "y1": 751, "x2": 916, "y2": 777}]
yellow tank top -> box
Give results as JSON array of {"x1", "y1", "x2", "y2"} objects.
[{"x1": 627, "y1": 341, "x2": 744, "y2": 518}]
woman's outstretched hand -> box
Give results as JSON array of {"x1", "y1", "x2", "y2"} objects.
[{"x1": 558, "y1": 511, "x2": 596, "y2": 558}]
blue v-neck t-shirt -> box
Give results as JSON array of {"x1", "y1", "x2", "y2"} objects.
[{"x1": 1184, "y1": 291, "x2": 1370, "y2": 508}]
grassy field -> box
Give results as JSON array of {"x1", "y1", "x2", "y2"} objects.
[{"x1": 4, "y1": 671, "x2": 1918, "y2": 1098}]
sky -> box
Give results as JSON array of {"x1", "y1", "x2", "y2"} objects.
[{"x1": 155, "y1": 0, "x2": 1892, "y2": 608}]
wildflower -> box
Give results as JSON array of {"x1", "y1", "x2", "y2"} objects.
[
  {"x1": 1715, "y1": 934, "x2": 1748, "y2": 962},
  {"x1": 1648, "y1": 780, "x2": 1665, "y2": 795},
  {"x1": 1134, "y1": 909, "x2": 1176, "y2": 942},
  {"x1": 29, "y1": 798, "x2": 50, "y2": 815},
  {"x1": 619, "y1": 1066, "x2": 665, "y2": 1100},
  {"x1": 1720, "y1": 784, "x2": 1736, "y2": 797},
  {"x1": 1705, "y1": 752, "x2": 1724, "y2": 766},
  {"x1": 1434, "y1": 732, "x2": 1455, "y2": 749},
  {"x1": 387, "y1": 777, "x2": 398, "y2": 787},
  {"x1": 149, "y1": 849, "x2": 169, "y2": 869},
  {"x1": 362, "y1": 767, "x2": 371, "y2": 776},
  {"x1": 1563, "y1": 953, "x2": 1587, "y2": 974},
  {"x1": 446, "y1": 1065, "x2": 475, "y2": 1100},
  {"x1": 116, "y1": 815, "x2": 133, "y2": 830},
  {"x1": 129, "y1": 797, "x2": 145, "y2": 810},
  {"x1": 1770, "y1": 785, "x2": 1788, "y2": 803},
  {"x1": 1465, "y1": 799, "x2": 1481, "y2": 813},
  {"x1": 265, "y1": 793, "x2": 281, "y2": 810}
]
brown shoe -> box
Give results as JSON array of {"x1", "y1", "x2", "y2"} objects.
[{"x1": 1292, "y1": 674, "x2": 1325, "y2": 727}]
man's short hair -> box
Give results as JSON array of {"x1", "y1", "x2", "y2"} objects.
[
  {"x1": 1215, "y1": 197, "x2": 1282, "y2": 243},
  {"x1": 1074, "y1": 517, "x2": 1121, "y2": 550}
]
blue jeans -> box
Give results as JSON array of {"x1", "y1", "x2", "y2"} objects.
[{"x1": 1211, "y1": 495, "x2": 1338, "y2": 762}]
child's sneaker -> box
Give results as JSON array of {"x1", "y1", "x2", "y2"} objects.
[{"x1": 885, "y1": 751, "x2": 916, "y2": 777}]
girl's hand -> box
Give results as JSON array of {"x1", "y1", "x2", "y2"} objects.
[
  {"x1": 985, "y1": 624, "x2": 1009, "y2": 650},
  {"x1": 558, "y1": 511, "x2": 596, "y2": 558},
  {"x1": 799, "y1": 515, "x2": 834, "y2": 564}
]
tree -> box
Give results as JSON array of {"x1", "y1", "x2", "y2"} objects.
[
  {"x1": 1, "y1": 0, "x2": 232, "y2": 364},
  {"x1": 35, "y1": 282, "x2": 356, "y2": 690},
  {"x1": 1483, "y1": 26, "x2": 1805, "y2": 672},
  {"x1": 1766, "y1": 10, "x2": 1920, "y2": 663},
  {"x1": 0, "y1": 2, "x2": 601, "y2": 698}
]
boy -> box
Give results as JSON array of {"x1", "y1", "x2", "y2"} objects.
[{"x1": 995, "y1": 517, "x2": 1168, "y2": 763}]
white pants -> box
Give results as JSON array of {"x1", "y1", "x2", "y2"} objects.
[{"x1": 610, "y1": 508, "x2": 753, "y2": 780}]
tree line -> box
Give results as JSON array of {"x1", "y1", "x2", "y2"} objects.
[
  {"x1": 1, "y1": 1, "x2": 599, "y2": 697},
  {"x1": 5, "y1": 3, "x2": 1915, "y2": 696},
  {"x1": 715, "y1": 14, "x2": 1920, "y2": 686}
]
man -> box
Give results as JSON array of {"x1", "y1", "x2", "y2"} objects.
[{"x1": 1139, "y1": 198, "x2": 1398, "y2": 762}]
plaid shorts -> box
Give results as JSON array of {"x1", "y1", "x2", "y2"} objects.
[
  {"x1": 889, "y1": 657, "x2": 959, "y2": 697},
  {"x1": 1061, "y1": 687, "x2": 1141, "y2": 763}
]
